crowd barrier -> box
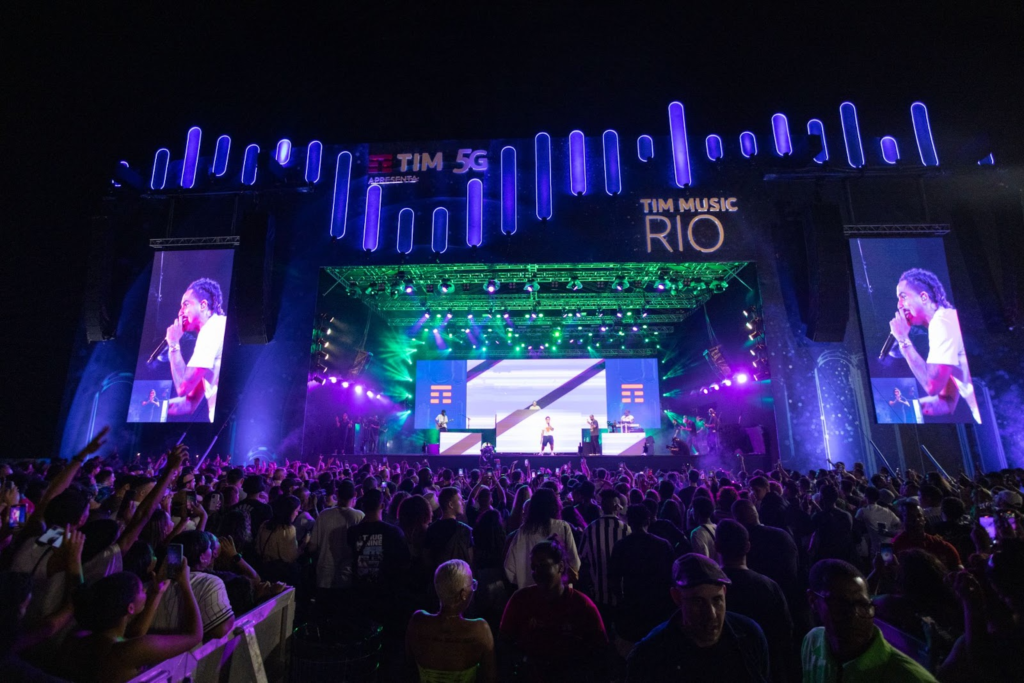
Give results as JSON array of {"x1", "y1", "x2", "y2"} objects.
[{"x1": 127, "y1": 587, "x2": 296, "y2": 683}]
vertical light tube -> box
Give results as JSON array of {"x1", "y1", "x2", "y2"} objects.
[
  {"x1": 772, "y1": 114, "x2": 792, "y2": 156},
  {"x1": 569, "y1": 130, "x2": 587, "y2": 195},
  {"x1": 397, "y1": 207, "x2": 415, "y2": 254},
  {"x1": 602, "y1": 130, "x2": 621, "y2": 195},
  {"x1": 534, "y1": 133, "x2": 552, "y2": 220},
  {"x1": 740, "y1": 132, "x2": 757, "y2": 158},
  {"x1": 501, "y1": 146, "x2": 517, "y2": 235},
  {"x1": 705, "y1": 135, "x2": 723, "y2": 161},
  {"x1": 668, "y1": 101, "x2": 692, "y2": 188},
  {"x1": 329, "y1": 151, "x2": 352, "y2": 238},
  {"x1": 241, "y1": 144, "x2": 260, "y2": 185},
  {"x1": 362, "y1": 184, "x2": 382, "y2": 251},
  {"x1": 840, "y1": 102, "x2": 865, "y2": 168},
  {"x1": 150, "y1": 148, "x2": 170, "y2": 190},
  {"x1": 181, "y1": 126, "x2": 202, "y2": 189},
  {"x1": 432, "y1": 207, "x2": 449, "y2": 253},
  {"x1": 275, "y1": 139, "x2": 292, "y2": 165},
  {"x1": 637, "y1": 135, "x2": 654, "y2": 162},
  {"x1": 807, "y1": 119, "x2": 829, "y2": 164},
  {"x1": 467, "y1": 178, "x2": 483, "y2": 247},
  {"x1": 880, "y1": 136, "x2": 900, "y2": 164},
  {"x1": 212, "y1": 135, "x2": 231, "y2": 176},
  {"x1": 305, "y1": 141, "x2": 322, "y2": 183},
  {"x1": 911, "y1": 102, "x2": 939, "y2": 166}
]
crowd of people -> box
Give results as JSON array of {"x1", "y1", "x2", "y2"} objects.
[{"x1": 1, "y1": 428, "x2": 1023, "y2": 682}]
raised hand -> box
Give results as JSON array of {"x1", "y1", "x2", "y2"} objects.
[
  {"x1": 75, "y1": 426, "x2": 111, "y2": 461},
  {"x1": 55, "y1": 526, "x2": 86, "y2": 575}
]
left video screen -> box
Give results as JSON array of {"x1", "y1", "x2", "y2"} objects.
[{"x1": 128, "y1": 249, "x2": 234, "y2": 423}]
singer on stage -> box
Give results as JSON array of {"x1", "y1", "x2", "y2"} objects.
[
  {"x1": 164, "y1": 278, "x2": 226, "y2": 421},
  {"x1": 888, "y1": 268, "x2": 981, "y2": 423}
]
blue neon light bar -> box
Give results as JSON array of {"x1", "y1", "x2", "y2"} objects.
[
  {"x1": 807, "y1": 119, "x2": 829, "y2": 164},
  {"x1": 181, "y1": 127, "x2": 202, "y2": 189},
  {"x1": 397, "y1": 207, "x2": 415, "y2": 254},
  {"x1": 329, "y1": 151, "x2": 353, "y2": 238},
  {"x1": 637, "y1": 135, "x2": 654, "y2": 162},
  {"x1": 880, "y1": 136, "x2": 900, "y2": 164},
  {"x1": 668, "y1": 102, "x2": 692, "y2": 187},
  {"x1": 602, "y1": 130, "x2": 621, "y2": 195},
  {"x1": 150, "y1": 148, "x2": 170, "y2": 190},
  {"x1": 212, "y1": 135, "x2": 231, "y2": 177},
  {"x1": 362, "y1": 184, "x2": 382, "y2": 251},
  {"x1": 772, "y1": 114, "x2": 792, "y2": 156},
  {"x1": 432, "y1": 207, "x2": 449, "y2": 253},
  {"x1": 839, "y1": 102, "x2": 865, "y2": 168},
  {"x1": 241, "y1": 144, "x2": 260, "y2": 185},
  {"x1": 706, "y1": 135, "x2": 723, "y2": 161},
  {"x1": 501, "y1": 146, "x2": 517, "y2": 235},
  {"x1": 569, "y1": 130, "x2": 587, "y2": 195},
  {"x1": 911, "y1": 102, "x2": 939, "y2": 166},
  {"x1": 305, "y1": 141, "x2": 322, "y2": 183},
  {"x1": 467, "y1": 178, "x2": 483, "y2": 247}
]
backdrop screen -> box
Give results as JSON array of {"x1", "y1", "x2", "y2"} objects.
[
  {"x1": 127, "y1": 249, "x2": 233, "y2": 423},
  {"x1": 414, "y1": 358, "x2": 661, "y2": 447},
  {"x1": 850, "y1": 237, "x2": 980, "y2": 424}
]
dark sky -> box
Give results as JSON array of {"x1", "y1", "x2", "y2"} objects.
[{"x1": 3, "y1": 3, "x2": 1021, "y2": 455}]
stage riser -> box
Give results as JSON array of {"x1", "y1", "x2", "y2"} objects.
[{"x1": 341, "y1": 453, "x2": 772, "y2": 475}]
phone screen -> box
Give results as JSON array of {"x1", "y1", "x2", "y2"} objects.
[
  {"x1": 166, "y1": 543, "x2": 184, "y2": 578},
  {"x1": 38, "y1": 527, "x2": 65, "y2": 548},
  {"x1": 979, "y1": 515, "x2": 998, "y2": 542},
  {"x1": 880, "y1": 543, "x2": 894, "y2": 563},
  {"x1": 8, "y1": 504, "x2": 26, "y2": 527}
]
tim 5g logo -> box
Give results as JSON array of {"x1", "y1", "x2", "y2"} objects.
[{"x1": 376, "y1": 149, "x2": 489, "y2": 174}]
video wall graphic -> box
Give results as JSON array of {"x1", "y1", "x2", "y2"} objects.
[
  {"x1": 127, "y1": 249, "x2": 234, "y2": 423},
  {"x1": 850, "y1": 237, "x2": 980, "y2": 424},
  {"x1": 414, "y1": 358, "x2": 661, "y2": 449}
]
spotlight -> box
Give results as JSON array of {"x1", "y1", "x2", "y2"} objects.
[
  {"x1": 423, "y1": 310, "x2": 430, "y2": 318},
  {"x1": 342, "y1": 381, "x2": 350, "y2": 388},
  {"x1": 735, "y1": 373, "x2": 749, "y2": 384},
  {"x1": 446, "y1": 309, "x2": 453, "y2": 319},
  {"x1": 710, "y1": 280, "x2": 728, "y2": 293},
  {"x1": 700, "y1": 386, "x2": 709, "y2": 394},
  {"x1": 722, "y1": 379, "x2": 732, "y2": 387},
  {"x1": 566, "y1": 276, "x2": 583, "y2": 291},
  {"x1": 362, "y1": 283, "x2": 376, "y2": 295},
  {"x1": 484, "y1": 279, "x2": 500, "y2": 293},
  {"x1": 595, "y1": 308, "x2": 605, "y2": 317},
  {"x1": 403, "y1": 277, "x2": 415, "y2": 294},
  {"x1": 654, "y1": 269, "x2": 670, "y2": 291},
  {"x1": 743, "y1": 309, "x2": 751, "y2": 318},
  {"x1": 575, "y1": 307, "x2": 582, "y2": 318},
  {"x1": 329, "y1": 376, "x2": 338, "y2": 384},
  {"x1": 612, "y1": 275, "x2": 629, "y2": 291},
  {"x1": 502, "y1": 308, "x2": 510, "y2": 319},
  {"x1": 367, "y1": 391, "x2": 374, "y2": 398},
  {"x1": 600, "y1": 325, "x2": 608, "y2": 332},
  {"x1": 439, "y1": 277, "x2": 453, "y2": 293},
  {"x1": 314, "y1": 362, "x2": 328, "y2": 373},
  {"x1": 631, "y1": 325, "x2": 639, "y2": 331},
  {"x1": 641, "y1": 306, "x2": 649, "y2": 318},
  {"x1": 466, "y1": 312, "x2": 474, "y2": 320},
  {"x1": 524, "y1": 278, "x2": 540, "y2": 292},
  {"x1": 616, "y1": 306, "x2": 624, "y2": 318},
  {"x1": 312, "y1": 375, "x2": 326, "y2": 385}
]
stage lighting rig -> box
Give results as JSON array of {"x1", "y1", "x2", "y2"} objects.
[
  {"x1": 566, "y1": 276, "x2": 583, "y2": 291},
  {"x1": 612, "y1": 275, "x2": 629, "y2": 291},
  {"x1": 484, "y1": 278, "x2": 500, "y2": 293},
  {"x1": 439, "y1": 277, "x2": 453, "y2": 293},
  {"x1": 524, "y1": 278, "x2": 540, "y2": 293}
]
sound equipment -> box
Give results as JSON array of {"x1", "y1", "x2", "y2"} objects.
[
  {"x1": 233, "y1": 209, "x2": 274, "y2": 344},
  {"x1": 802, "y1": 202, "x2": 850, "y2": 342}
]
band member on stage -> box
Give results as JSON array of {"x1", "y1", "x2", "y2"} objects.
[
  {"x1": 888, "y1": 268, "x2": 981, "y2": 423},
  {"x1": 436, "y1": 409, "x2": 449, "y2": 431},
  {"x1": 141, "y1": 389, "x2": 161, "y2": 421},
  {"x1": 705, "y1": 408, "x2": 720, "y2": 455},
  {"x1": 336, "y1": 413, "x2": 354, "y2": 455},
  {"x1": 364, "y1": 414, "x2": 381, "y2": 454},
  {"x1": 620, "y1": 409, "x2": 635, "y2": 432},
  {"x1": 540, "y1": 416, "x2": 555, "y2": 455},
  {"x1": 888, "y1": 387, "x2": 912, "y2": 422},
  {"x1": 680, "y1": 415, "x2": 698, "y2": 456},
  {"x1": 587, "y1": 414, "x2": 601, "y2": 456},
  {"x1": 529, "y1": 400, "x2": 541, "y2": 410},
  {"x1": 165, "y1": 277, "x2": 226, "y2": 421}
]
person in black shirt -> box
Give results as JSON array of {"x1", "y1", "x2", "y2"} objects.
[
  {"x1": 609, "y1": 505, "x2": 676, "y2": 644},
  {"x1": 423, "y1": 487, "x2": 474, "y2": 572},
  {"x1": 348, "y1": 488, "x2": 411, "y2": 628},
  {"x1": 808, "y1": 484, "x2": 855, "y2": 564},
  {"x1": 625, "y1": 554, "x2": 769, "y2": 682},
  {"x1": 716, "y1": 520, "x2": 794, "y2": 683}
]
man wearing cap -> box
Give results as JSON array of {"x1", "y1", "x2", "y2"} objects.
[{"x1": 625, "y1": 553, "x2": 769, "y2": 682}]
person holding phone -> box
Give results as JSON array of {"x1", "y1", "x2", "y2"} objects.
[{"x1": 62, "y1": 566, "x2": 203, "y2": 683}]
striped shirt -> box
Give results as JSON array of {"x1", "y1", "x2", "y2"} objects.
[
  {"x1": 579, "y1": 515, "x2": 630, "y2": 607},
  {"x1": 151, "y1": 572, "x2": 234, "y2": 635}
]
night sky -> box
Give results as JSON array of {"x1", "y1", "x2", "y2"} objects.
[{"x1": 3, "y1": 4, "x2": 1021, "y2": 456}]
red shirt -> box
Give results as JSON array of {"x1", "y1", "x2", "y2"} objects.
[
  {"x1": 500, "y1": 585, "x2": 608, "y2": 680},
  {"x1": 892, "y1": 532, "x2": 962, "y2": 570}
]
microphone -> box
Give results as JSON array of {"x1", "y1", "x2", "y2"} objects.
[
  {"x1": 878, "y1": 334, "x2": 897, "y2": 360},
  {"x1": 147, "y1": 338, "x2": 168, "y2": 364}
]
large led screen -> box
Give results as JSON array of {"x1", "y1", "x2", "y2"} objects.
[
  {"x1": 127, "y1": 249, "x2": 234, "y2": 423},
  {"x1": 850, "y1": 237, "x2": 980, "y2": 424},
  {"x1": 414, "y1": 358, "x2": 661, "y2": 449}
]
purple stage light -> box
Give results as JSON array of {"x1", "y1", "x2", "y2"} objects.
[
  {"x1": 722, "y1": 379, "x2": 732, "y2": 387},
  {"x1": 329, "y1": 377, "x2": 338, "y2": 384},
  {"x1": 700, "y1": 387, "x2": 709, "y2": 394},
  {"x1": 367, "y1": 390, "x2": 374, "y2": 398},
  {"x1": 710, "y1": 383, "x2": 720, "y2": 391},
  {"x1": 735, "y1": 373, "x2": 749, "y2": 384},
  {"x1": 355, "y1": 385, "x2": 363, "y2": 394},
  {"x1": 342, "y1": 381, "x2": 350, "y2": 388}
]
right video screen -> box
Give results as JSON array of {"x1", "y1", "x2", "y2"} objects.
[{"x1": 850, "y1": 237, "x2": 980, "y2": 424}]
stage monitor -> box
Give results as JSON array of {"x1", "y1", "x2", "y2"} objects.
[
  {"x1": 849, "y1": 237, "x2": 980, "y2": 424},
  {"x1": 127, "y1": 249, "x2": 234, "y2": 423},
  {"x1": 414, "y1": 358, "x2": 661, "y2": 440}
]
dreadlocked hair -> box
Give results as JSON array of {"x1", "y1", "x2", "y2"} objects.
[
  {"x1": 899, "y1": 268, "x2": 951, "y2": 309},
  {"x1": 188, "y1": 278, "x2": 225, "y2": 315}
]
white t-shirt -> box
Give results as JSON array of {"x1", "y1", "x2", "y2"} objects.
[
  {"x1": 926, "y1": 308, "x2": 980, "y2": 423},
  {"x1": 436, "y1": 413, "x2": 449, "y2": 428},
  {"x1": 503, "y1": 519, "x2": 580, "y2": 588},
  {"x1": 188, "y1": 314, "x2": 226, "y2": 422},
  {"x1": 308, "y1": 506, "x2": 365, "y2": 588},
  {"x1": 151, "y1": 572, "x2": 233, "y2": 635},
  {"x1": 621, "y1": 414, "x2": 635, "y2": 423},
  {"x1": 855, "y1": 504, "x2": 901, "y2": 556},
  {"x1": 11, "y1": 538, "x2": 123, "y2": 623}
]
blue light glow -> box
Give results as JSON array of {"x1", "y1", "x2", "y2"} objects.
[
  {"x1": 602, "y1": 130, "x2": 621, "y2": 195},
  {"x1": 668, "y1": 102, "x2": 692, "y2": 188},
  {"x1": 275, "y1": 139, "x2": 292, "y2": 165},
  {"x1": 362, "y1": 184, "x2": 382, "y2": 251},
  {"x1": 534, "y1": 133, "x2": 552, "y2": 220},
  {"x1": 242, "y1": 144, "x2": 260, "y2": 185},
  {"x1": 330, "y1": 151, "x2": 353, "y2": 238},
  {"x1": 569, "y1": 130, "x2": 587, "y2": 195},
  {"x1": 150, "y1": 148, "x2": 170, "y2": 190},
  {"x1": 839, "y1": 102, "x2": 865, "y2": 168},
  {"x1": 181, "y1": 127, "x2": 202, "y2": 189},
  {"x1": 705, "y1": 135, "x2": 723, "y2": 161},
  {"x1": 739, "y1": 132, "x2": 757, "y2": 158},
  {"x1": 212, "y1": 135, "x2": 231, "y2": 176},
  {"x1": 305, "y1": 141, "x2": 322, "y2": 183},
  {"x1": 806, "y1": 119, "x2": 829, "y2": 164},
  {"x1": 637, "y1": 135, "x2": 654, "y2": 162},
  {"x1": 911, "y1": 102, "x2": 939, "y2": 166},
  {"x1": 432, "y1": 207, "x2": 449, "y2": 253},
  {"x1": 501, "y1": 146, "x2": 517, "y2": 234},
  {"x1": 397, "y1": 207, "x2": 415, "y2": 254},
  {"x1": 467, "y1": 178, "x2": 483, "y2": 247},
  {"x1": 880, "y1": 136, "x2": 900, "y2": 164},
  {"x1": 978, "y1": 153, "x2": 995, "y2": 166},
  {"x1": 771, "y1": 114, "x2": 792, "y2": 156}
]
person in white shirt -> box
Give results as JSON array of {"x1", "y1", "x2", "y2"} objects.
[
  {"x1": 889, "y1": 268, "x2": 980, "y2": 423},
  {"x1": 854, "y1": 487, "x2": 901, "y2": 559},
  {"x1": 307, "y1": 481, "x2": 364, "y2": 610},
  {"x1": 540, "y1": 416, "x2": 555, "y2": 454},
  {"x1": 165, "y1": 278, "x2": 227, "y2": 421},
  {"x1": 435, "y1": 410, "x2": 449, "y2": 431}
]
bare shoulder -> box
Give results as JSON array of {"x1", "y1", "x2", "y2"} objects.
[{"x1": 467, "y1": 617, "x2": 494, "y2": 645}]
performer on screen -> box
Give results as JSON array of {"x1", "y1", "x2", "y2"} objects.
[
  {"x1": 164, "y1": 278, "x2": 226, "y2": 422},
  {"x1": 587, "y1": 414, "x2": 601, "y2": 455},
  {"x1": 888, "y1": 268, "x2": 981, "y2": 423},
  {"x1": 435, "y1": 409, "x2": 449, "y2": 431},
  {"x1": 140, "y1": 389, "x2": 161, "y2": 421},
  {"x1": 540, "y1": 416, "x2": 555, "y2": 455},
  {"x1": 888, "y1": 387, "x2": 912, "y2": 422}
]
